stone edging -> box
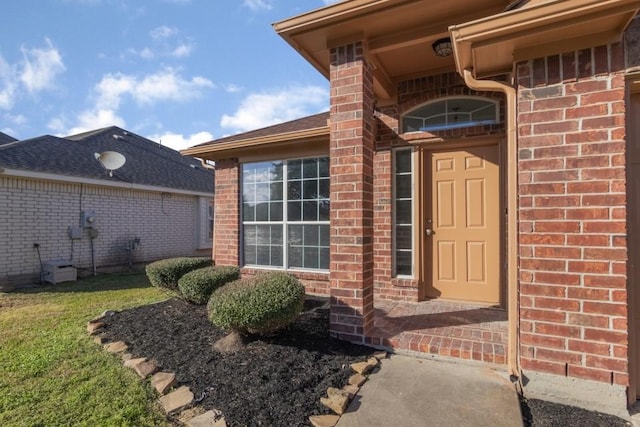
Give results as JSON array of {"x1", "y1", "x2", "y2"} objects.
[{"x1": 88, "y1": 310, "x2": 386, "y2": 427}]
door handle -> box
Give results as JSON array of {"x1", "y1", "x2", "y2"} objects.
[{"x1": 426, "y1": 228, "x2": 434, "y2": 236}]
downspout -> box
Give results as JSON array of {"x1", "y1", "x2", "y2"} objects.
[{"x1": 461, "y1": 68, "x2": 520, "y2": 379}]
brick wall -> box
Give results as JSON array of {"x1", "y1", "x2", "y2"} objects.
[
  {"x1": 328, "y1": 41, "x2": 375, "y2": 343},
  {"x1": 517, "y1": 43, "x2": 629, "y2": 385},
  {"x1": 212, "y1": 158, "x2": 240, "y2": 266},
  {"x1": 0, "y1": 176, "x2": 210, "y2": 288}
]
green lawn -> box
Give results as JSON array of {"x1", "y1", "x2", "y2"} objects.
[{"x1": 0, "y1": 273, "x2": 171, "y2": 427}]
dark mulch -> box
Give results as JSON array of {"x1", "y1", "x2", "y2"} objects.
[
  {"x1": 520, "y1": 396, "x2": 632, "y2": 427},
  {"x1": 101, "y1": 297, "x2": 374, "y2": 427},
  {"x1": 102, "y1": 297, "x2": 634, "y2": 427}
]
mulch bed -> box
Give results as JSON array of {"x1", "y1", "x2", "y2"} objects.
[
  {"x1": 520, "y1": 397, "x2": 632, "y2": 427},
  {"x1": 101, "y1": 297, "x2": 373, "y2": 426}
]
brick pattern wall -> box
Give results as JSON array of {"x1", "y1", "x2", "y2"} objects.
[
  {"x1": 0, "y1": 176, "x2": 207, "y2": 287},
  {"x1": 328, "y1": 42, "x2": 375, "y2": 343},
  {"x1": 517, "y1": 43, "x2": 629, "y2": 385},
  {"x1": 212, "y1": 158, "x2": 240, "y2": 266}
]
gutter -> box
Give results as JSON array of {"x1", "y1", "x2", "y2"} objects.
[{"x1": 459, "y1": 69, "x2": 520, "y2": 379}]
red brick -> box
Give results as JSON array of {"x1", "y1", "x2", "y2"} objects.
[
  {"x1": 535, "y1": 222, "x2": 580, "y2": 233},
  {"x1": 520, "y1": 332, "x2": 565, "y2": 349},
  {"x1": 568, "y1": 339, "x2": 610, "y2": 356},
  {"x1": 534, "y1": 272, "x2": 580, "y2": 286},
  {"x1": 535, "y1": 322, "x2": 581, "y2": 338},
  {"x1": 568, "y1": 261, "x2": 609, "y2": 274},
  {"x1": 568, "y1": 313, "x2": 609, "y2": 328},
  {"x1": 583, "y1": 328, "x2": 627, "y2": 344},
  {"x1": 585, "y1": 355, "x2": 627, "y2": 372},
  {"x1": 534, "y1": 246, "x2": 581, "y2": 259},
  {"x1": 535, "y1": 297, "x2": 580, "y2": 312},
  {"x1": 584, "y1": 275, "x2": 626, "y2": 289},
  {"x1": 583, "y1": 248, "x2": 626, "y2": 261},
  {"x1": 567, "y1": 365, "x2": 613, "y2": 383},
  {"x1": 521, "y1": 358, "x2": 567, "y2": 376},
  {"x1": 521, "y1": 284, "x2": 566, "y2": 297}
]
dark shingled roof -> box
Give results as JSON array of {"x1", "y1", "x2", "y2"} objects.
[
  {"x1": 0, "y1": 131, "x2": 18, "y2": 146},
  {"x1": 0, "y1": 126, "x2": 214, "y2": 194},
  {"x1": 190, "y1": 111, "x2": 329, "y2": 148}
]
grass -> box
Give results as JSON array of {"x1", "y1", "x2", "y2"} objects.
[{"x1": 0, "y1": 273, "x2": 171, "y2": 427}]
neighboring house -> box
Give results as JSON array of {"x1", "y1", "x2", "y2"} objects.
[
  {"x1": 0, "y1": 126, "x2": 214, "y2": 290},
  {"x1": 182, "y1": 0, "x2": 640, "y2": 413},
  {"x1": 0, "y1": 131, "x2": 17, "y2": 145}
]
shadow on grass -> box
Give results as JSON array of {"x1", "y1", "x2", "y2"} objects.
[{"x1": 9, "y1": 272, "x2": 159, "y2": 295}]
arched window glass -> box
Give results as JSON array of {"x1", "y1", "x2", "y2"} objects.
[{"x1": 402, "y1": 96, "x2": 499, "y2": 133}]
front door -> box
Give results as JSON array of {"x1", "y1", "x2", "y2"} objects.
[{"x1": 424, "y1": 144, "x2": 500, "y2": 304}]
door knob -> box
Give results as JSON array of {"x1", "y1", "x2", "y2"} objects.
[{"x1": 426, "y1": 228, "x2": 434, "y2": 236}]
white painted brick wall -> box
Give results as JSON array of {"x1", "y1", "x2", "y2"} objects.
[{"x1": 0, "y1": 176, "x2": 212, "y2": 283}]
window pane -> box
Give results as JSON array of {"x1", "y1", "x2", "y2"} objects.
[
  {"x1": 288, "y1": 160, "x2": 301, "y2": 179},
  {"x1": 319, "y1": 179, "x2": 329, "y2": 199},
  {"x1": 257, "y1": 246, "x2": 270, "y2": 265},
  {"x1": 271, "y1": 162, "x2": 284, "y2": 181},
  {"x1": 396, "y1": 226, "x2": 412, "y2": 250},
  {"x1": 243, "y1": 204, "x2": 255, "y2": 222},
  {"x1": 270, "y1": 202, "x2": 283, "y2": 221},
  {"x1": 396, "y1": 151, "x2": 411, "y2": 173},
  {"x1": 303, "y1": 180, "x2": 317, "y2": 199},
  {"x1": 304, "y1": 225, "x2": 318, "y2": 246},
  {"x1": 289, "y1": 225, "x2": 303, "y2": 245},
  {"x1": 256, "y1": 226, "x2": 271, "y2": 245},
  {"x1": 271, "y1": 246, "x2": 283, "y2": 267},
  {"x1": 288, "y1": 181, "x2": 302, "y2": 200},
  {"x1": 319, "y1": 157, "x2": 329, "y2": 177},
  {"x1": 402, "y1": 97, "x2": 498, "y2": 133},
  {"x1": 255, "y1": 183, "x2": 270, "y2": 201},
  {"x1": 320, "y1": 248, "x2": 330, "y2": 270},
  {"x1": 270, "y1": 182, "x2": 283, "y2": 201},
  {"x1": 319, "y1": 200, "x2": 330, "y2": 221},
  {"x1": 289, "y1": 246, "x2": 302, "y2": 268},
  {"x1": 271, "y1": 225, "x2": 283, "y2": 245},
  {"x1": 288, "y1": 201, "x2": 301, "y2": 221},
  {"x1": 304, "y1": 247, "x2": 319, "y2": 269},
  {"x1": 303, "y1": 158, "x2": 317, "y2": 178},
  {"x1": 396, "y1": 175, "x2": 411, "y2": 199},
  {"x1": 256, "y1": 203, "x2": 269, "y2": 221},
  {"x1": 396, "y1": 252, "x2": 412, "y2": 276},
  {"x1": 396, "y1": 200, "x2": 412, "y2": 224},
  {"x1": 319, "y1": 225, "x2": 330, "y2": 246},
  {"x1": 244, "y1": 244, "x2": 256, "y2": 265},
  {"x1": 303, "y1": 201, "x2": 317, "y2": 221}
]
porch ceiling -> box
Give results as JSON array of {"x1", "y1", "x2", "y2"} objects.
[{"x1": 273, "y1": 0, "x2": 510, "y2": 100}]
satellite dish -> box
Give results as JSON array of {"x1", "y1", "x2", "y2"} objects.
[{"x1": 94, "y1": 151, "x2": 126, "y2": 177}]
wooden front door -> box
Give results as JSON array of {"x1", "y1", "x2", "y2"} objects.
[{"x1": 425, "y1": 144, "x2": 500, "y2": 304}]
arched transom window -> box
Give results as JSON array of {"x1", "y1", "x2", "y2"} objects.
[{"x1": 402, "y1": 96, "x2": 499, "y2": 133}]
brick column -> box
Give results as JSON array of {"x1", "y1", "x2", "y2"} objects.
[
  {"x1": 329, "y1": 41, "x2": 375, "y2": 343},
  {"x1": 213, "y1": 158, "x2": 240, "y2": 266},
  {"x1": 516, "y1": 44, "x2": 628, "y2": 385}
]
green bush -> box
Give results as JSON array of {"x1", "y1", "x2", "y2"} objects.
[
  {"x1": 178, "y1": 266, "x2": 240, "y2": 304},
  {"x1": 207, "y1": 271, "x2": 305, "y2": 335},
  {"x1": 145, "y1": 257, "x2": 212, "y2": 292}
]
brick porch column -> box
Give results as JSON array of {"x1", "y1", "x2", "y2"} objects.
[
  {"x1": 213, "y1": 158, "x2": 239, "y2": 266},
  {"x1": 329, "y1": 41, "x2": 375, "y2": 343}
]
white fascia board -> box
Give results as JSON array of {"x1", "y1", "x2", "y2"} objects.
[{"x1": 0, "y1": 168, "x2": 213, "y2": 197}]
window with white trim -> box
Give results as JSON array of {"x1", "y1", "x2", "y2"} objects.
[
  {"x1": 393, "y1": 149, "x2": 413, "y2": 276},
  {"x1": 402, "y1": 96, "x2": 499, "y2": 133},
  {"x1": 242, "y1": 157, "x2": 330, "y2": 271}
]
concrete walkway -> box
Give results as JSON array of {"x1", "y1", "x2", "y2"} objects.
[{"x1": 337, "y1": 355, "x2": 523, "y2": 427}]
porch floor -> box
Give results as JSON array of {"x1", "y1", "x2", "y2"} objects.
[{"x1": 366, "y1": 299, "x2": 508, "y2": 365}]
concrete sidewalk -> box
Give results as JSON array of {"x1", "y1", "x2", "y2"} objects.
[{"x1": 337, "y1": 355, "x2": 523, "y2": 427}]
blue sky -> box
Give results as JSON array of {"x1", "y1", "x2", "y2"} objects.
[{"x1": 1, "y1": 0, "x2": 337, "y2": 150}]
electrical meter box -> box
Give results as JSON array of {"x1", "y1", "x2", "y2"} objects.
[{"x1": 43, "y1": 260, "x2": 77, "y2": 284}]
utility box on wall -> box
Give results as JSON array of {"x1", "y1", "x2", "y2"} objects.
[{"x1": 42, "y1": 260, "x2": 77, "y2": 284}]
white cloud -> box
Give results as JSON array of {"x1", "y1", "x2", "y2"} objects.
[
  {"x1": 171, "y1": 44, "x2": 193, "y2": 58},
  {"x1": 65, "y1": 68, "x2": 213, "y2": 136},
  {"x1": 67, "y1": 108, "x2": 126, "y2": 136},
  {"x1": 220, "y1": 85, "x2": 328, "y2": 133},
  {"x1": 148, "y1": 130, "x2": 213, "y2": 151},
  {"x1": 47, "y1": 117, "x2": 66, "y2": 133},
  {"x1": 6, "y1": 113, "x2": 26, "y2": 125},
  {"x1": 222, "y1": 83, "x2": 243, "y2": 93},
  {"x1": 139, "y1": 47, "x2": 155, "y2": 60},
  {"x1": 243, "y1": 0, "x2": 272, "y2": 11},
  {"x1": 150, "y1": 25, "x2": 178, "y2": 40},
  {"x1": 0, "y1": 55, "x2": 17, "y2": 110},
  {"x1": 19, "y1": 38, "x2": 65, "y2": 93}
]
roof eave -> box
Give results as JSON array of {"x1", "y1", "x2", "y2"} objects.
[
  {"x1": 181, "y1": 126, "x2": 330, "y2": 160},
  {"x1": 451, "y1": 0, "x2": 640, "y2": 77}
]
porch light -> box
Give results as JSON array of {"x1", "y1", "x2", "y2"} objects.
[{"x1": 432, "y1": 38, "x2": 453, "y2": 57}]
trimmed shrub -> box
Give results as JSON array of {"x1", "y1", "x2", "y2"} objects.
[
  {"x1": 145, "y1": 257, "x2": 212, "y2": 292},
  {"x1": 178, "y1": 266, "x2": 240, "y2": 305},
  {"x1": 207, "y1": 271, "x2": 305, "y2": 335}
]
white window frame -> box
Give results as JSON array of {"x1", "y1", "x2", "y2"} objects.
[
  {"x1": 402, "y1": 96, "x2": 499, "y2": 133},
  {"x1": 241, "y1": 156, "x2": 330, "y2": 272},
  {"x1": 392, "y1": 148, "x2": 414, "y2": 278}
]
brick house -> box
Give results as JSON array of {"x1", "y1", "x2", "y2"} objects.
[
  {"x1": 0, "y1": 127, "x2": 214, "y2": 290},
  {"x1": 183, "y1": 0, "x2": 640, "y2": 411}
]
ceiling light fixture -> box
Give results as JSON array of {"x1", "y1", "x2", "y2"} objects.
[{"x1": 432, "y1": 37, "x2": 453, "y2": 57}]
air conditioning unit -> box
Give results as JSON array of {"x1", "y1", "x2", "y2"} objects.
[{"x1": 43, "y1": 260, "x2": 77, "y2": 284}]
